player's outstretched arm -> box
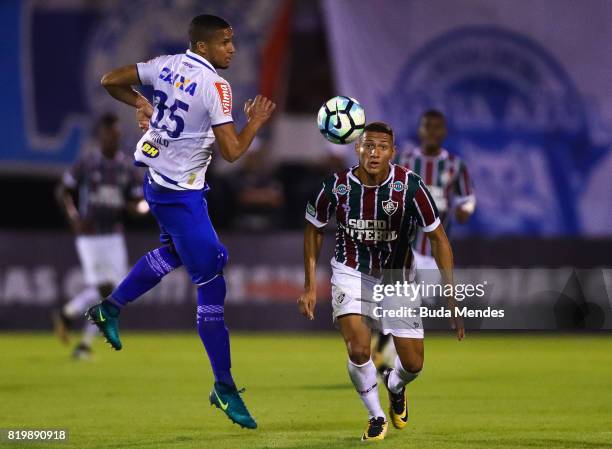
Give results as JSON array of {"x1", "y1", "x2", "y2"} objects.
[
  {"x1": 427, "y1": 225, "x2": 465, "y2": 340},
  {"x1": 213, "y1": 95, "x2": 275, "y2": 163},
  {"x1": 101, "y1": 65, "x2": 153, "y2": 117},
  {"x1": 298, "y1": 222, "x2": 324, "y2": 320}
]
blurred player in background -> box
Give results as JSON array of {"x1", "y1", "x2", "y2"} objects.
[
  {"x1": 372, "y1": 109, "x2": 476, "y2": 372},
  {"x1": 53, "y1": 113, "x2": 146, "y2": 359},
  {"x1": 298, "y1": 122, "x2": 464, "y2": 441},
  {"x1": 86, "y1": 14, "x2": 275, "y2": 429},
  {"x1": 400, "y1": 110, "x2": 475, "y2": 262}
]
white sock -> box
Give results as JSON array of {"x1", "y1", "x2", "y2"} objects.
[
  {"x1": 63, "y1": 287, "x2": 100, "y2": 318},
  {"x1": 80, "y1": 321, "x2": 99, "y2": 346},
  {"x1": 347, "y1": 359, "x2": 385, "y2": 419},
  {"x1": 388, "y1": 356, "x2": 420, "y2": 394}
]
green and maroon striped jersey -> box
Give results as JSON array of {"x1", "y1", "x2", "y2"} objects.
[
  {"x1": 398, "y1": 148, "x2": 474, "y2": 257},
  {"x1": 305, "y1": 164, "x2": 440, "y2": 278}
]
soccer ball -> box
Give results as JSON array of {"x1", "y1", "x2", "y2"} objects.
[{"x1": 317, "y1": 96, "x2": 365, "y2": 144}]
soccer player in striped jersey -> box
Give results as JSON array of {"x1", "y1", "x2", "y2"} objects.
[
  {"x1": 54, "y1": 113, "x2": 146, "y2": 360},
  {"x1": 399, "y1": 109, "x2": 475, "y2": 266},
  {"x1": 298, "y1": 122, "x2": 464, "y2": 442},
  {"x1": 373, "y1": 110, "x2": 475, "y2": 373}
]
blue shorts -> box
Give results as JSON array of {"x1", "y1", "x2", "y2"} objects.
[{"x1": 143, "y1": 175, "x2": 227, "y2": 285}]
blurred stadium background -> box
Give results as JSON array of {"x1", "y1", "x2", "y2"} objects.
[
  {"x1": 2, "y1": 1, "x2": 612, "y2": 448},
  {"x1": 1, "y1": 0, "x2": 610, "y2": 331}
]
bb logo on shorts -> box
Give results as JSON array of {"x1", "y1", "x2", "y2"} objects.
[
  {"x1": 335, "y1": 291, "x2": 346, "y2": 304},
  {"x1": 141, "y1": 142, "x2": 160, "y2": 158}
]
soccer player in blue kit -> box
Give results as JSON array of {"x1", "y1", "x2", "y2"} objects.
[{"x1": 86, "y1": 15, "x2": 275, "y2": 429}]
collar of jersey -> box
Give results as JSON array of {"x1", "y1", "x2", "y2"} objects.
[
  {"x1": 185, "y1": 49, "x2": 217, "y2": 74},
  {"x1": 347, "y1": 163, "x2": 395, "y2": 187}
]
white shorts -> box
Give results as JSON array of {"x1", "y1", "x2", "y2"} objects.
[
  {"x1": 75, "y1": 233, "x2": 128, "y2": 286},
  {"x1": 413, "y1": 251, "x2": 442, "y2": 303},
  {"x1": 330, "y1": 259, "x2": 423, "y2": 339},
  {"x1": 413, "y1": 251, "x2": 438, "y2": 270}
]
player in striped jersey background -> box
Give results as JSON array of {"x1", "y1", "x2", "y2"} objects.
[
  {"x1": 372, "y1": 110, "x2": 476, "y2": 373},
  {"x1": 399, "y1": 109, "x2": 475, "y2": 265}
]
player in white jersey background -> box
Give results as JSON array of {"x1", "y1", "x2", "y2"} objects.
[
  {"x1": 372, "y1": 110, "x2": 476, "y2": 373},
  {"x1": 84, "y1": 15, "x2": 275, "y2": 429}
]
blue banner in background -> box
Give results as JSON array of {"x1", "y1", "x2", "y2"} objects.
[
  {"x1": 323, "y1": 0, "x2": 612, "y2": 236},
  {"x1": 3, "y1": 0, "x2": 276, "y2": 171}
]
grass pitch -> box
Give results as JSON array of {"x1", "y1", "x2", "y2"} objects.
[{"x1": 1, "y1": 332, "x2": 611, "y2": 449}]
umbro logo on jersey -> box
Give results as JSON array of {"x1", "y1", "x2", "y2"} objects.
[
  {"x1": 214, "y1": 82, "x2": 232, "y2": 115},
  {"x1": 306, "y1": 202, "x2": 316, "y2": 217},
  {"x1": 141, "y1": 142, "x2": 160, "y2": 158},
  {"x1": 333, "y1": 184, "x2": 350, "y2": 195},
  {"x1": 335, "y1": 291, "x2": 346, "y2": 304},
  {"x1": 149, "y1": 130, "x2": 169, "y2": 147},
  {"x1": 382, "y1": 199, "x2": 398, "y2": 215}
]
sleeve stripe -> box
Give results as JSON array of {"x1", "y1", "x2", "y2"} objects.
[
  {"x1": 211, "y1": 120, "x2": 234, "y2": 128},
  {"x1": 415, "y1": 185, "x2": 436, "y2": 224},
  {"x1": 457, "y1": 162, "x2": 473, "y2": 196},
  {"x1": 314, "y1": 183, "x2": 333, "y2": 226},
  {"x1": 135, "y1": 63, "x2": 143, "y2": 85},
  {"x1": 462, "y1": 166, "x2": 472, "y2": 195},
  {"x1": 412, "y1": 197, "x2": 426, "y2": 225},
  {"x1": 305, "y1": 213, "x2": 327, "y2": 228},
  {"x1": 454, "y1": 194, "x2": 476, "y2": 206},
  {"x1": 422, "y1": 217, "x2": 441, "y2": 233}
]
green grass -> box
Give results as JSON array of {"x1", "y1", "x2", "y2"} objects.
[{"x1": 1, "y1": 332, "x2": 611, "y2": 449}]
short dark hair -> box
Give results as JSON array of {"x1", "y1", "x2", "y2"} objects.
[
  {"x1": 189, "y1": 14, "x2": 231, "y2": 46},
  {"x1": 420, "y1": 109, "x2": 446, "y2": 122},
  {"x1": 94, "y1": 112, "x2": 118, "y2": 133},
  {"x1": 362, "y1": 121, "x2": 394, "y2": 142}
]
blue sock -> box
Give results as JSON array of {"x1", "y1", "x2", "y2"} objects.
[
  {"x1": 109, "y1": 246, "x2": 182, "y2": 307},
  {"x1": 196, "y1": 275, "x2": 235, "y2": 388}
]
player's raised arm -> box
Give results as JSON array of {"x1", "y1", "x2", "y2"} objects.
[
  {"x1": 212, "y1": 95, "x2": 275, "y2": 162},
  {"x1": 100, "y1": 65, "x2": 153, "y2": 119},
  {"x1": 298, "y1": 222, "x2": 325, "y2": 320}
]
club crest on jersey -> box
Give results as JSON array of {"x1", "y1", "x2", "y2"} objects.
[
  {"x1": 332, "y1": 184, "x2": 350, "y2": 195},
  {"x1": 141, "y1": 142, "x2": 160, "y2": 158},
  {"x1": 382, "y1": 199, "x2": 398, "y2": 215},
  {"x1": 159, "y1": 67, "x2": 197, "y2": 96}
]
